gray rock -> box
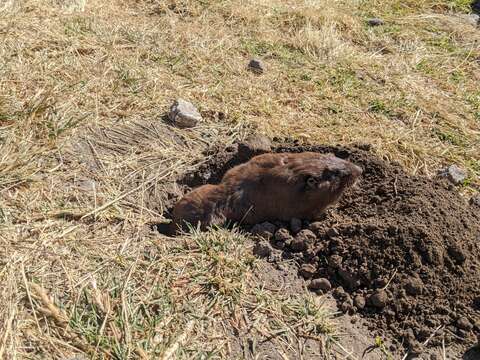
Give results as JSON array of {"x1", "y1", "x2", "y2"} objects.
[
  {"x1": 168, "y1": 98, "x2": 202, "y2": 128},
  {"x1": 439, "y1": 164, "x2": 467, "y2": 185},
  {"x1": 248, "y1": 58, "x2": 265, "y2": 74},
  {"x1": 253, "y1": 240, "x2": 273, "y2": 258},
  {"x1": 367, "y1": 18, "x2": 384, "y2": 26}
]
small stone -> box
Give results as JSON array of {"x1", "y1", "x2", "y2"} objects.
[
  {"x1": 290, "y1": 218, "x2": 302, "y2": 234},
  {"x1": 168, "y1": 98, "x2": 202, "y2": 128},
  {"x1": 370, "y1": 290, "x2": 388, "y2": 308},
  {"x1": 439, "y1": 164, "x2": 468, "y2": 185},
  {"x1": 253, "y1": 240, "x2": 273, "y2": 258},
  {"x1": 237, "y1": 135, "x2": 272, "y2": 159},
  {"x1": 367, "y1": 18, "x2": 384, "y2": 26},
  {"x1": 456, "y1": 317, "x2": 473, "y2": 331},
  {"x1": 274, "y1": 228, "x2": 292, "y2": 243},
  {"x1": 251, "y1": 222, "x2": 277, "y2": 239},
  {"x1": 354, "y1": 295, "x2": 366, "y2": 309},
  {"x1": 404, "y1": 277, "x2": 424, "y2": 296},
  {"x1": 299, "y1": 263, "x2": 316, "y2": 279},
  {"x1": 308, "y1": 278, "x2": 331, "y2": 292},
  {"x1": 247, "y1": 58, "x2": 265, "y2": 74}
]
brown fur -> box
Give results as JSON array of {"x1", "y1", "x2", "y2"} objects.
[{"x1": 171, "y1": 152, "x2": 362, "y2": 233}]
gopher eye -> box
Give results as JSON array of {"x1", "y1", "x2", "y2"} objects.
[
  {"x1": 306, "y1": 176, "x2": 317, "y2": 188},
  {"x1": 323, "y1": 169, "x2": 338, "y2": 181}
]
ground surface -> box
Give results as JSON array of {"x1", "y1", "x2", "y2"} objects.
[
  {"x1": 184, "y1": 142, "x2": 480, "y2": 358},
  {"x1": 1, "y1": 0, "x2": 480, "y2": 359}
]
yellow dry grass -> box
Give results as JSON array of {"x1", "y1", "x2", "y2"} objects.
[{"x1": 1, "y1": 0, "x2": 479, "y2": 358}]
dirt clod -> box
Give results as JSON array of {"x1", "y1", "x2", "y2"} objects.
[
  {"x1": 251, "y1": 222, "x2": 276, "y2": 239},
  {"x1": 253, "y1": 240, "x2": 273, "y2": 258},
  {"x1": 457, "y1": 317, "x2": 473, "y2": 331},
  {"x1": 369, "y1": 290, "x2": 388, "y2": 308},
  {"x1": 367, "y1": 17, "x2": 384, "y2": 26},
  {"x1": 299, "y1": 264, "x2": 316, "y2": 279},
  {"x1": 274, "y1": 228, "x2": 293, "y2": 243},
  {"x1": 470, "y1": 194, "x2": 480, "y2": 207},
  {"x1": 291, "y1": 229, "x2": 315, "y2": 252},
  {"x1": 308, "y1": 278, "x2": 331, "y2": 292},
  {"x1": 404, "y1": 277, "x2": 424, "y2": 296},
  {"x1": 237, "y1": 135, "x2": 271, "y2": 160},
  {"x1": 247, "y1": 58, "x2": 265, "y2": 74},
  {"x1": 354, "y1": 295, "x2": 366, "y2": 309}
]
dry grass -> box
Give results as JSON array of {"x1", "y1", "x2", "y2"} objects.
[{"x1": 1, "y1": 0, "x2": 479, "y2": 358}]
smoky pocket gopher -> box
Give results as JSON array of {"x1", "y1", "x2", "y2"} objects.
[{"x1": 171, "y1": 152, "x2": 362, "y2": 233}]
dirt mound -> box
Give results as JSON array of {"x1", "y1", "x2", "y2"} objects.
[{"x1": 167, "y1": 142, "x2": 480, "y2": 353}]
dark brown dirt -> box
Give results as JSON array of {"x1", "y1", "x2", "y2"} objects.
[{"x1": 162, "y1": 140, "x2": 480, "y2": 355}]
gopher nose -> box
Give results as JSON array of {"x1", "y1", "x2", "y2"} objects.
[{"x1": 343, "y1": 164, "x2": 362, "y2": 181}]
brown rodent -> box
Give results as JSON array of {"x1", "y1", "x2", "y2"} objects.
[{"x1": 171, "y1": 152, "x2": 362, "y2": 233}]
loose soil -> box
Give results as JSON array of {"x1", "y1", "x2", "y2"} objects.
[{"x1": 161, "y1": 141, "x2": 480, "y2": 356}]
